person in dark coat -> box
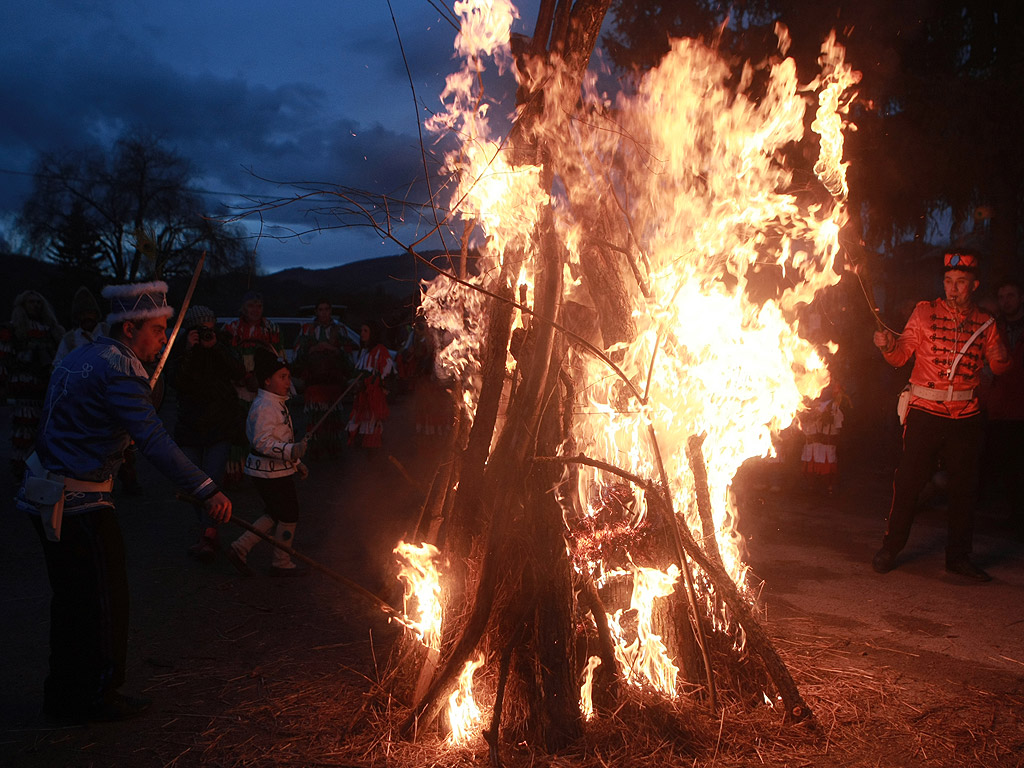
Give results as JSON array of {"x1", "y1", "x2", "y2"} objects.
[{"x1": 173, "y1": 304, "x2": 245, "y2": 561}]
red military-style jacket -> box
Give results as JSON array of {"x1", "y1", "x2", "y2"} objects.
[{"x1": 882, "y1": 299, "x2": 1010, "y2": 419}]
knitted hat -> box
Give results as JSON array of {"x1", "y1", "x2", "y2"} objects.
[
  {"x1": 943, "y1": 250, "x2": 979, "y2": 273},
  {"x1": 70, "y1": 286, "x2": 101, "y2": 321},
  {"x1": 253, "y1": 347, "x2": 288, "y2": 386},
  {"x1": 102, "y1": 281, "x2": 174, "y2": 324},
  {"x1": 183, "y1": 304, "x2": 216, "y2": 329}
]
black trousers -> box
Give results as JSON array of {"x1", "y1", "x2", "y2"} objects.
[
  {"x1": 251, "y1": 475, "x2": 300, "y2": 524},
  {"x1": 882, "y1": 408, "x2": 982, "y2": 563},
  {"x1": 30, "y1": 507, "x2": 129, "y2": 708}
]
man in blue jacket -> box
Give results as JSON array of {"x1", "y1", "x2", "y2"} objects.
[{"x1": 18, "y1": 281, "x2": 232, "y2": 723}]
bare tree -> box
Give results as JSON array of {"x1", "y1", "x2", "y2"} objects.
[{"x1": 21, "y1": 129, "x2": 251, "y2": 282}]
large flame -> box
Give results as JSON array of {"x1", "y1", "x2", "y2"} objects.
[
  {"x1": 422, "y1": 1, "x2": 859, "y2": 706},
  {"x1": 394, "y1": 541, "x2": 443, "y2": 650},
  {"x1": 606, "y1": 565, "x2": 680, "y2": 697}
]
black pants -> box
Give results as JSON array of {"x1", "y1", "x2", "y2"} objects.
[
  {"x1": 251, "y1": 475, "x2": 300, "y2": 524},
  {"x1": 882, "y1": 409, "x2": 982, "y2": 563},
  {"x1": 30, "y1": 507, "x2": 129, "y2": 709}
]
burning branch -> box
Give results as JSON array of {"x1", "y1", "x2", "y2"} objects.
[{"x1": 535, "y1": 452, "x2": 811, "y2": 722}]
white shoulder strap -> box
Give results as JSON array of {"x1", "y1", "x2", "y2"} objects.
[{"x1": 947, "y1": 316, "x2": 994, "y2": 396}]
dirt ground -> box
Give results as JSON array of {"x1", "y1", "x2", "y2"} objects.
[{"x1": 1, "y1": 392, "x2": 1022, "y2": 768}]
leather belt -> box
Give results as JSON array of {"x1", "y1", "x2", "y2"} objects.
[{"x1": 910, "y1": 384, "x2": 974, "y2": 402}]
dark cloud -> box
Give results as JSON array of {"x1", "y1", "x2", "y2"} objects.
[
  {"x1": 0, "y1": 0, "x2": 539, "y2": 270},
  {"x1": 0, "y1": 33, "x2": 433, "y2": 212}
]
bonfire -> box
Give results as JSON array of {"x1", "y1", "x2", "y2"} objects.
[{"x1": 361, "y1": 0, "x2": 859, "y2": 761}]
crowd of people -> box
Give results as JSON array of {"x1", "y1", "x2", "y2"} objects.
[
  {"x1": 2, "y1": 281, "x2": 450, "y2": 723},
  {"x1": 2, "y1": 249, "x2": 1022, "y2": 723}
]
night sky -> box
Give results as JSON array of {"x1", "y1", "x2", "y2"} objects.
[{"x1": 0, "y1": 0, "x2": 540, "y2": 272}]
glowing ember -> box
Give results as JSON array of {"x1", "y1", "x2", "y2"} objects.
[
  {"x1": 448, "y1": 652, "x2": 486, "y2": 744},
  {"x1": 393, "y1": 541, "x2": 443, "y2": 650}
]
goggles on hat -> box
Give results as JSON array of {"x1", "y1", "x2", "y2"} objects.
[{"x1": 944, "y1": 252, "x2": 978, "y2": 270}]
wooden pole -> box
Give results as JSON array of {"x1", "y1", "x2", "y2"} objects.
[
  {"x1": 305, "y1": 373, "x2": 363, "y2": 438},
  {"x1": 150, "y1": 251, "x2": 205, "y2": 388},
  {"x1": 533, "y1": 452, "x2": 812, "y2": 722},
  {"x1": 228, "y1": 516, "x2": 405, "y2": 624}
]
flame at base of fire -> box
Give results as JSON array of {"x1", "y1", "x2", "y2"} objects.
[
  {"x1": 580, "y1": 655, "x2": 602, "y2": 720},
  {"x1": 606, "y1": 565, "x2": 680, "y2": 698},
  {"x1": 394, "y1": 541, "x2": 443, "y2": 650},
  {"x1": 448, "y1": 653, "x2": 487, "y2": 745}
]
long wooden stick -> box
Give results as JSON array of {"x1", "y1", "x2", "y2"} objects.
[
  {"x1": 150, "y1": 251, "x2": 205, "y2": 387},
  {"x1": 685, "y1": 433, "x2": 725, "y2": 569},
  {"x1": 304, "y1": 372, "x2": 363, "y2": 438},
  {"x1": 228, "y1": 516, "x2": 405, "y2": 623},
  {"x1": 646, "y1": 423, "x2": 718, "y2": 715}
]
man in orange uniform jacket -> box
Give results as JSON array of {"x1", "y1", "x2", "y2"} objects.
[{"x1": 871, "y1": 251, "x2": 1010, "y2": 582}]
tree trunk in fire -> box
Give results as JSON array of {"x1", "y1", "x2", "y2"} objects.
[
  {"x1": 519, "y1": 353, "x2": 583, "y2": 748},
  {"x1": 401, "y1": 209, "x2": 565, "y2": 737},
  {"x1": 652, "y1": 584, "x2": 706, "y2": 689}
]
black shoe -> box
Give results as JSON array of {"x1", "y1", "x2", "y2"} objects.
[
  {"x1": 872, "y1": 547, "x2": 896, "y2": 574},
  {"x1": 945, "y1": 558, "x2": 992, "y2": 582},
  {"x1": 86, "y1": 692, "x2": 151, "y2": 722}
]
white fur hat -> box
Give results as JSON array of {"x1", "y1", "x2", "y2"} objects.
[{"x1": 102, "y1": 281, "x2": 175, "y2": 324}]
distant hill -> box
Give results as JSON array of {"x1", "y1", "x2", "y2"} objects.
[
  {"x1": 0, "y1": 250, "x2": 468, "y2": 339},
  {"x1": 190, "y1": 251, "x2": 465, "y2": 335},
  {"x1": 270, "y1": 253, "x2": 442, "y2": 300}
]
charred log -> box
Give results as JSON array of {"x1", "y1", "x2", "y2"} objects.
[{"x1": 522, "y1": 353, "x2": 583, "y2": 749}]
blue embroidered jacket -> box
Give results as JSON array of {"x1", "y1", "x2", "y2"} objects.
[{"x1": 32, "y1": 336, "x2": 217, "y2": 501}]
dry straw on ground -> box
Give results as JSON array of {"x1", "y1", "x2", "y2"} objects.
[{"x1": 143, "y1": 614, "x2": 1022, "y2": 768}]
